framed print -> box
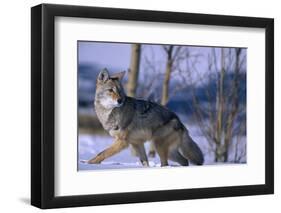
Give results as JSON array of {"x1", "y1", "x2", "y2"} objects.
[{"x1": 31, "y1": 3, "x2": 274, "y2": 209}]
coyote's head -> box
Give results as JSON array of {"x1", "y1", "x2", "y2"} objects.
[{"x1": 95, "y1": 68, "x2": 126, "y2": 109}]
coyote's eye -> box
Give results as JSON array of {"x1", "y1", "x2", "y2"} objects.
[{"x1": 107, "y1": 88, "x2": 113, "y2": 93}]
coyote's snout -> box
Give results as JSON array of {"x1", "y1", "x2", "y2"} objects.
[{"x1": 87, "y1": 68, "x2": 204, "y2": 167}]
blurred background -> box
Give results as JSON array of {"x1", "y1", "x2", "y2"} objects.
[{"x1": 78, "y1": 41, "x2": 246, "y2": 170}]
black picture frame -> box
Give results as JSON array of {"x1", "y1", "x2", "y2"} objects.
[{"x1": 31, "y1": 3, "x2": 274, "y2": 209}]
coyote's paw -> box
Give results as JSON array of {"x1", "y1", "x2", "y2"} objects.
[
  {"x1": 80, "y1": 160, "x2": 89, "y2": 164},
  {"x1": 87, "y1": 157, "x2": 102, "y2": 164},
  {"x1": 141, "y1": 160, "x2": 149, "y2": 167}
]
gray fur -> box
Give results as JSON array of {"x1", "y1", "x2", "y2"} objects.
[{"x1": 93, "y1": 69, "x2": 204, "y2": 166}]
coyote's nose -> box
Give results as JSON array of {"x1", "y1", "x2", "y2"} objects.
[{"x1": 117, "y1": 99, "x2": 122, "y2": 104}]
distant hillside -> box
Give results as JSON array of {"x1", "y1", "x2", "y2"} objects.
[{"x1": 166, "y1": 72, "x2": 246, "y2": 116}]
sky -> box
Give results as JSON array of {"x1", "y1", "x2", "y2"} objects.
[
  {"x1": 78, "y1": 41, "x2": 247, "y2": 85},
  {"x1": 78, "y1": 41, "x2": 131, "y2": 70}
]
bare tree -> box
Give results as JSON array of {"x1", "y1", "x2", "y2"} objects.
[
  {"x1": 184, "y1": 47, "x2": 246, "y2": 163},
  {"x1": 138, "y1": 45, "x2": 185, "y2": 157},
  {"x1": 161, "y1": 45, "x2": 183, "y2": 106},
  {"x1": 127, "y1": 44, "x2": 141, "y2": 97},
  {"x1": 137, "y1": 46, "x2": 162, "y2": 102},
  {"x1": 214, "y1": 48, "x2": 226, "y2": 162},
  {"x1": 222, "y1": 48, "x2": 243, "y2": 162}
]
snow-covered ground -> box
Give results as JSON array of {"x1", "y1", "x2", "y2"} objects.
[{"x1": 78, "y1": 125, "x2": 246, "y2": 171}]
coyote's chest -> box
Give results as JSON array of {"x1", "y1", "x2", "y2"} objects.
[
  {"x1": 95, "y1": 103, "x2": 113, "y2": 129},
  {"x1": 95, "y1": 101, "x2": 124, "y2": 135}
]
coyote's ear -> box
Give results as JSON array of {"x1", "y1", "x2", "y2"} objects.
[
  {"x1": 111, "y1": 71, "x2": 126, "y2": 81},
  {"x1": 97, "y1": 68, "x2": 109, "y2": 83}
]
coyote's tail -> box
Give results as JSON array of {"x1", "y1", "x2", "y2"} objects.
[{"x1": 179, "y1": 128, "x2": 204, "y2": 165}]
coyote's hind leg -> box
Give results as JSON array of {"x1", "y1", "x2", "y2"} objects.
[{"x1": 154, "y1": 142, "x2": 169, "y2": 167}]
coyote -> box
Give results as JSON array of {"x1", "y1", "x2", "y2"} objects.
[{"x1": 86, "y1": 69, "x2": 204, "y2": 167}]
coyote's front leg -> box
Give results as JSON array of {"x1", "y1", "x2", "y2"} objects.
[
  {"x1": 88, "y1": 139, "x2": 128, "y2": 164},
  {"x1": 131, "y1": 143, "x2": 149, "y2": 166}
]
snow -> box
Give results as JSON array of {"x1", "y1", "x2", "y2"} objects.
[{"x1": 78, "y1": 126, "x2": 246, "y2": 171}]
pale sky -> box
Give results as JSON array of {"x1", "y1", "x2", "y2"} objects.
[{"x1": 78, "y1": 41, "x2": 247, "y2": 84}]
